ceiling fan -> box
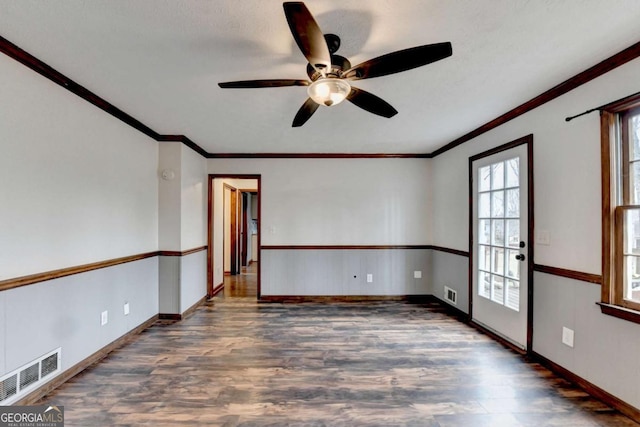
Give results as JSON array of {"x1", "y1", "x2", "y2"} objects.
[{"x1": 218, "y1": 2, "x2": 452, "y2": 127}]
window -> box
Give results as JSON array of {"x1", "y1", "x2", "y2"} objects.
[{"x1": 601, "y1": 95, "x2": 640, "y2": 323}]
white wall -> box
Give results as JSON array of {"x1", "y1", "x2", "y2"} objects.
[
  {"x1": 0, "y1": 53, "x2": 159, "y2": 382},
  {"x1": 208, "y1": 159, "x2": 431, "y2": 245},
  {"x1": 0, "y1": 54, "x2": 158, "y2": 280},
  {"x1": 158, "y1": 142, "x2": 208, "y2": 312},
  {"x1": 180, "y1": 145, "x2": 207, "y2": 251},
  {"x1": 158, "y1": 142, "x2": 207, "y2": 251},
  {"x1": 158, "y1": 142, "x2": 182, "y2": 250},
  {"x1": 208, "y1": 159, "x2": 431, "y2": 295},
  {"x1": 430, "y1": 56, "x2": 640, "y2": 409}
]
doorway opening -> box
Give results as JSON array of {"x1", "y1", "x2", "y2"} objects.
[{"x1": 208, "y1": 175, "x2": 261, "y2": 299}]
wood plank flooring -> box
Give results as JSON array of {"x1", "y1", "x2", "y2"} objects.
[{"x1": 36, "y1": 299, "x2": 639, "y2": 426}]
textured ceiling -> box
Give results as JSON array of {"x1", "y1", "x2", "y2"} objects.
[{"x1": 1, "y1": 0, "x2": 640, "y2": 154}]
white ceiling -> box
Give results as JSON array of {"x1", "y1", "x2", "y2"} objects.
[{"x1": 2, "y1": 0, "x2": 640, "y2": 154}]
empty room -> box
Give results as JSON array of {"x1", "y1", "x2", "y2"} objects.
[{"x1": 2, "y1": 1, "x2": 640, "y2": 426}]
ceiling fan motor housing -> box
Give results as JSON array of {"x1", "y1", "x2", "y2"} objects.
[{"x1": 306, "y1": 53, "x2": 351, "y2": 81}]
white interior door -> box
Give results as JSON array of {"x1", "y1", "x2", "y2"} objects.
[{"x1": 472, "y1": 143, "x2": 529, "y2": 349}]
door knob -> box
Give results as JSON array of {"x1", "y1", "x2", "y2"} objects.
[
  {"x1": 519, "y1": 241, "x2": 526, "y2": 248},
  {"x1": 515, "y1": 254, "x2": 525, "y2": 261}
]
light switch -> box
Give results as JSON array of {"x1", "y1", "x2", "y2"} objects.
[
  {"x1": 562, "y1": 327, "x2": 574, "y2": 348},
  {"x1": 536, "y1": 230, "x2": 550, "y2": 246}
]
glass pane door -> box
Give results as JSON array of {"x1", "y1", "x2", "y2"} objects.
[
  {"x1": 477, "y1": 157, "x2": 521, "y2": 311},
  {"x1": 471, "y1": 141, "x2": 530, "y2": 350}
]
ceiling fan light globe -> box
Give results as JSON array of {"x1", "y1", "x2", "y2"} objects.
[{"x1": 307, "y1": 78, "x2": 351, "y2": 107}]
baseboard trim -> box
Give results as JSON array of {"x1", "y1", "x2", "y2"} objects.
[
  {"x1": 421, "y1": 299, "x2": 526, "y2": 354},
  {"x1": 17, "y1": 313, "x2": 159, "y2": 405},
  {"x1": 159, "y1": 296, "x2": 207, "y2": 321},
  {"x1": 468, "y1": 320, "x2": 526, "y2": 355},
  {"x1": 158, "y1": 313, "x2": 182, "y2": 321},
  {"x1": 211, "y1": 283, "x2": 224, "y2": 296},
  {"x1": 259, "y1": 295, "x2": 429, "y2": 303},
  {"x1": 181, "y1": 295, "x2": 207, "y2": 320},
  {"x1": 531, "y1": 351, "x2": 640, "y2": 422},
  {"x1": 427, "y1": 295, "x2": 470, "y2": 320}
]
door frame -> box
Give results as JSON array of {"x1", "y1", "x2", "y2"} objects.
[
  {"x1": 223, "y1": 183, "x2": 239, "y2": 276},
  {"x1": 240, "y1": 191, "x2": 249, "y2": 267},
  {"x1": 468, "y1": 134, "x2": 534, "y2": 353},
  {"x1": 207, "y1": 174, "x2": 262, "y2": 299}
]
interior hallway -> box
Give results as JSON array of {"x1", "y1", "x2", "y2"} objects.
[
  {"x1": 34, "y1": 299, "x2": 639, "y2": 426},
  {"x1": 221, "y1": 262, "x2": 258, "y2": 299}
]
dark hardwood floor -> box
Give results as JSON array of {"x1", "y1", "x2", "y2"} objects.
[{"x1": 36, "y1": 298, "x2": 639, "y2": 426}]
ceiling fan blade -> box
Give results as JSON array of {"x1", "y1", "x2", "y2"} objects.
[
  {"x1": 283, "y1": 2, "x2": 332, "y2": 73},
  {"x1": 347, "y1": 87, "x2": 398, "y2": 118},
  {"x1": 218, "y1": 79, "x2": 309, "y2": 88},
  {"x1": 344, "y1": 42, "x2": 452, "y2": 80},
  {"x1": 292, "y1": 98, "x2": 319, "y2": 127}
]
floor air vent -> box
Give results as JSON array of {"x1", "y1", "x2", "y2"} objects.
[
  {"x1": 0, "y1": 348, "x2": 61, "y2": 406},
  {"x1": 444, "y1": 286, "x2": 457, "y2": 305}
]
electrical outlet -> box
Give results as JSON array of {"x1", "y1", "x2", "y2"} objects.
[
  {"x1": 414, "y1": 270, "x2": 422, "y2": 279},
  {"x1": 124, "y1": 302, "x2": 130, "y2": 316},
  {"x1": 366, "y1": 274, "x2": 373, "y2": 283},
  {"x1": 562, "y1": 327, "x2": 574, "y2": 348},
  {"x1": 101, "y1": 310, "x2": 108, "y2": 326}
]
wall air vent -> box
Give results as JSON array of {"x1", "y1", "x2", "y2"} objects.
[
  {"x1": 0, "y1": 348, "x2": 61, "y2": 406},
  {"x1": 444, "y1": 286, "x2": 457, "y2": 305},
  {"x1": 0, "y1": 374, "x2": 18, "y2": 403}
]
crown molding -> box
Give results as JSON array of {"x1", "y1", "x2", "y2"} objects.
[
  {"x1": 431, "y1": 40, "x2": 640, "y2": 157},
  {"x1": 3, "y1": 34, "x2": 640, "y2": 159}
]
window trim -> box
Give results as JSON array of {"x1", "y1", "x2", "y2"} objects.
[
  {"x1": 613, "y1": 206, "x2": 640, "y2": 312},
  {"x1": 601, "y1": 94, "x2": 640, "y2": 324}
]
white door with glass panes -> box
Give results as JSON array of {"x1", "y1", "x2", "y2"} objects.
[{"x1": 472, "y1": 144, "x2": 529, "y2": 349}]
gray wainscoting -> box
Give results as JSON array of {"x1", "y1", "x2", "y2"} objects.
[
  {"x1": 430, "y1": 250, "x2": 470, "y2": 313},
  {"x1": 180, "y1": 250, "x2": 207, "y2": 313},
  {"x1": 0, "y1": 291, "x2": 5, "y2": 374},
  {"x1": 2, "y1": 256, "x2": 159, "y2": 376},
  {"x1": 533, "y1": 272, "x2": 640, "y2": 410},
  {"x1": 159, "y1": 256, "x2": 181, "y2": 313},
  {"x1": 159, "y1": 250, "x2": 207, "y2": 314},
  {"x1": 261, "y1": 249, "x2": 431, "y2": 296}
]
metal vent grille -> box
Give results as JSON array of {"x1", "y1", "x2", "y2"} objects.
[
  {"x1": 0, "y1": 348, "x2": 61, "y2": 406},
  {"x1": 19, "y1": 364, "x2": 39, "y2": 389},
  {"x1": 444, "y1": 286, "x2": 458, "y2": 305},
  {"x1": 0, "y1": 375, "x2": 18, "y2": 402},
  {"x1": 41, "y1": 353, "x2": 58, "y2": 378}
]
